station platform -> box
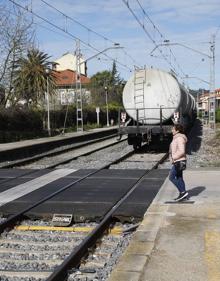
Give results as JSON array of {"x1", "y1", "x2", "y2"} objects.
[
  {"x1": 0, "y1": 126, "x2": 117, "y2": 162},
  {"x1": 108, "y1": 168, "x2": 220, "y2": 281}
]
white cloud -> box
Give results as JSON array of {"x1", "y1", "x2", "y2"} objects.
[{"x1": 146, "y1": 0, "x2": 220, "y2": 24}]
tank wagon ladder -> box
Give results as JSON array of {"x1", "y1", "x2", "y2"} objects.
[{"x1": 134, "y1": 67, "x2": 146, "y2": 123}]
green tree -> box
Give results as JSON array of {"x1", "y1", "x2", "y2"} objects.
[
  {"x1": 89, "y1": 61, "x2": 125, "y2": 109},
  {"x1": 13, "y1": 48, "x2": 56, "y2": 107},
  {"x1": 111, "y1": 60, "x2": 123, "y2": 85}
]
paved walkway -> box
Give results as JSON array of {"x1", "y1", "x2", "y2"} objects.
[{"x1": 108, "y1": 168, "x2": 220, "y2": 281}]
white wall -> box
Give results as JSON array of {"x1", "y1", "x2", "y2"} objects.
[{"x1": 54, "y1": 53, "x2": 86, "y2": 75}]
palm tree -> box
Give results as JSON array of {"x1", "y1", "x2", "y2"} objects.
[{"x1": 13, "y1": 48, "x2": 56, "y2": 107}]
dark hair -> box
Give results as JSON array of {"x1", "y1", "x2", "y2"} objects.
[{"x1": 174, "y1": 124, "x2": 184, "y2": 134}]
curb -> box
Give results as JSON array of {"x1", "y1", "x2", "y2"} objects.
[{"x1": 107, "y1": 177, "x2": 170, "y2": 281}]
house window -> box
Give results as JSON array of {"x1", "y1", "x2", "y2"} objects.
[{"x1": 60, "y1": 90, "x2": 75, "y2": 105}]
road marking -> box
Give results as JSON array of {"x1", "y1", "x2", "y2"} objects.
[
  {"x1": 205, "y1": 231, "x2": 220, "y2": 281},
  {"x1": 0, "y1": 169, "x2": 76, "y2": 207}
]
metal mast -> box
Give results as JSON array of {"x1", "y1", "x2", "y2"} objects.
[
  {"x1": 209, "y1": 34, "x2": 216, "y2": 129},
  {"x1": 75, "y1": 40, "x2": 83, "y2": 131}
]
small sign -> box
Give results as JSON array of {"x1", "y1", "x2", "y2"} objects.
[
  {"x1": 121, "y1": 112, "x2": 126, "y2": 122},
  {"x1": 52, "y1": 214, "x2": 73, "y2": 226},
  {"x1": 173, "y1": 112, "x2": 179, "y2": 122},
  {"x1": 96, "y1": 107, "x2": 100, "y2": 113}
]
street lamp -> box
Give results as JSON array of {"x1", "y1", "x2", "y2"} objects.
[
  {"x1": 45, "y1": 68, "x2": 51, "y2": 137},
  {"x1": 104, "y1": 86, "x2": 109, "y2": 127},
  {"x1": 79, "y1": 44, "x2": 123, "y2": 66},
  {"x1": 75, "y1": 41, "x2": 123, "y2": 131}
]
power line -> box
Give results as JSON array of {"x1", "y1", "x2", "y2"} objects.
[
  {"x1": 122, "y1": 0, "x2": 187, "y2": 77},
  {"x1": 40, "y1": 0, "x2": 140, "y2": 67},
  {"x1": 122, "y1": 0, "x2": 178, "y2": 75},
  {"x1": 41, "y1": 0, "x2": 115, "y2": 44},
  {"x1": 7, "y1": 0, "x2": 133, "y2": 72},
  {"x1": 136, "y1": 0, "x2": 163, "y2": 39},
  {"x1": 136, "y1": 0, "x2": 187, "y2": 77}
]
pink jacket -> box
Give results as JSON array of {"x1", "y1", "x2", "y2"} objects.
[{"x1": 170, "y1": 133, "x2": 187, "y2": 163}]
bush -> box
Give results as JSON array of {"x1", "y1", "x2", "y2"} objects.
[
  {"x1": 0, "y1": 108, "x2": 43, "y2": 131},
  {"x1": 216, "y1": 109, "x2": 220, "y2": 123},
  {"x1": 0, "y1": 106, "x2": 119, "y2": 142}
]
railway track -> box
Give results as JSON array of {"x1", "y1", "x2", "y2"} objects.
[
  {"x1": 0, "y1": 150, "x2": 168, "y2": 281},
  {"x1": 0, "y1": 221, "x2": 130, "y2": 281},
  {"x1": 0, "y1": 133, "x2": 121, "y2": 169},
  {"x1": 19, "y1": 136, "x2": 129, "y2": 170}
]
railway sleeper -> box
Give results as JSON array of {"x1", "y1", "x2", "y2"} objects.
[
  {"x1": 0, "y1": 271, "x2": 51, "y2": 279},
  {"x1": 0, "y1": 259, "x2": 62, "y2": 269}
]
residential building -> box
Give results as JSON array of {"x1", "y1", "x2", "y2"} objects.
[
  {"x1": 197, "y1": 89, "x2": 220, "y2": 119},
  {"x1": 53, "y1": 53, "x2": 87, "y2": 76},
  {"x1": 48, "y1": 52, "x2": 90, "y2": 109},
  {"x1": 50, "y1": 69, "x2": 91, "y2": 109}
]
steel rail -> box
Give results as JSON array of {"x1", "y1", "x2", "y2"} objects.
[
  {"x1": 46, "y1": 152, "x2": 169, "y2": 281},
  {"x1": 0, "y1": 148, "x2": 136, "y2": 234},
  {"x1": 39, "y1": 138, "x2": 127, "y2": 169},
  {"x1": 0, "y1": 137, "x2": 126, "y2": 188},
  {"x1": 0, "y1": 133, "x2": 119, "y2": 169}
]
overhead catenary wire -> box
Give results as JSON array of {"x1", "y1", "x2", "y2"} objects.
[
  {"x1": 40, "y1": 0, "x2": 140, "y2": 68},
  {"x1": 135, "y1": 0, "x2": 217, "y2": 90},
  {"x1": 40, "y1": 0, "x2": 114, "y2": 44},
  {"x1": 7, "y1": 0, "x2": 133, "y2": 72},
  {"x1": 135, "y1": 0, "x2": 186, "y2": 77},
  {"x1": 122, "y1": 0, "x2": 178, "y2": 75},
  {"x1": 122, "y1": 0, "x2": 187, "y2": 79}
]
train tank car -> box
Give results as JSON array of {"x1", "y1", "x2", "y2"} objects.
[{"x1": 118, "y1": 68, "x2": 196, "y2": 149}]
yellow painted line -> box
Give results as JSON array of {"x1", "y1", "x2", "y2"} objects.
[
  {"x1": 15, "y1": 225, "x2": 122, "y2": 235},
  {"x1": 205, "y1": 231, "x2": 220, "y2": 281}
]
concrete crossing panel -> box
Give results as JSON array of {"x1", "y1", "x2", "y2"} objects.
[{"x1": 0, "y1": 169, "x2": 168, "y2": 221}]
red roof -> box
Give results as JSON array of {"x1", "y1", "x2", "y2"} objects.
[{"x1": 53, "y1": 69, "x2": 90, "y2": 86}]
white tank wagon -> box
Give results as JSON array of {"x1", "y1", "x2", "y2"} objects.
[{"x1": 118, "y1": 68, "x2": 196, "y2": 149}]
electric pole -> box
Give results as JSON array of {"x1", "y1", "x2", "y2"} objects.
[
  {"x1": 209, "y1": 34, "x2": 216, "y2": 130},
  {"x1": 75, "y1": 40, "x2": 83, "y2": 132}
]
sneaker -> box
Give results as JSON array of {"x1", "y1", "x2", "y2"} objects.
[{"x1": 175, "y1": 191, "x2": 189, "y2": 202}]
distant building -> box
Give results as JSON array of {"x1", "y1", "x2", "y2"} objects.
[
  {"x1": 198, "y1": 92, "x2": 209, "y2": 112},
  {"x1": 198, "y1": 89, "x2": 220, "y2": 117},
  {"x1": 215, "y1": 88, "x2": 220, "y2": 108},
  {"x1": 53, "y1": 53, "x2": 87, "y2": 76},
  {"x1": 51, "y1": 69, "x2": 91, "y2": 109},
  {"x1": 50, "y1": 53, "x2": 90, "y2": 109}
]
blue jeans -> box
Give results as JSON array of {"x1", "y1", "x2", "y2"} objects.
[{"x1": 169, "y1": 164, "x2": 186, "y2": 193}]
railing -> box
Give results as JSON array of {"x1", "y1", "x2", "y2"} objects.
[{"x1": 118, "y1": 107, "x2": 177, "y2": 129}]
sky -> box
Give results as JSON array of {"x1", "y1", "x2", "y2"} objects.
[{"x1": 3, "y1": 0, "x2": 220, "y2": 90}]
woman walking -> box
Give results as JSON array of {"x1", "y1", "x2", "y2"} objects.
[{"x1": 169, "y1": 124, "x2": 188, "y2": 201}]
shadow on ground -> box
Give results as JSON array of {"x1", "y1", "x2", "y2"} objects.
[
  {"x1": 186, "y1": 119, "x2": 203, "y2": 155},
  {"x1": 188, "y1": 186, "x2": 206, "y2": 198}
]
